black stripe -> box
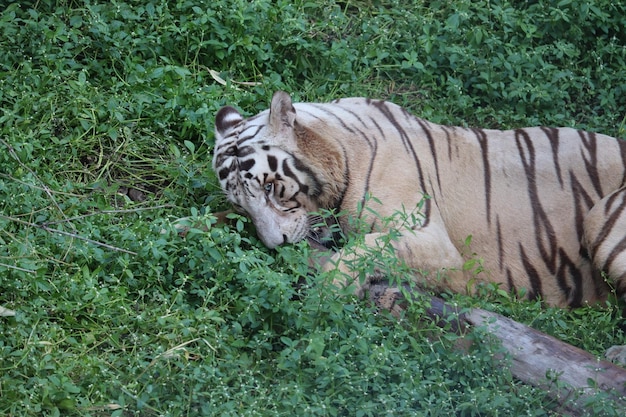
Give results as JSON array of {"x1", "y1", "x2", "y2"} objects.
[
  {"x1": 516, "y1": 129, "x2": 558, "y2": 274},
  {"x1": 282, "y1": 157, "x2": 317, "y2": 197},
  {"x1": 213, "y1": 145, "x2": 237, "y2": 169},
  {"x1": 554, "y1": 247, "x2": 583, "y2": 307},
  {"x1": 370, "y1": 117, "x2": 385, "y2": 140},
  {"x1": 291, "y1": 158, "x2": 315, "y2": 196},
  {"x1": 417, "y1": 118, "x2": 441, "y2": 193},
  {"x1": 472, "y1": 128, "x2": 491, "y2": 225},
  {"x1": 237, "y1": 146, "x2": 255, "y2": 158},
  {"x1": 308, "y1": 104, "x2": 357, "y2": 134},
  {"x1": 236, "y1": 125, "x2": 264, "y2": 145},
  {"x1": 540, "y1": 127, "x2": 563, "y2": 188},
  {"x1": 604, "y1": 185, "x2": 626, "y2": 214},
  {"x1": 354, "y1": 126, "x2": 377, "y2": 219},
  {"x1": 239, "y1": 159, "x2": 255, "y2": 172},
  {"x1": 218, "y1": 167, "x2": 230, "y2": 180},
  {"x1": 577, "y1": 130, "x2": 603, "y2": 197},
  {"x1": 334, "y1": 155, "x2": 350, "y2": 211},
  {"x1": 373, "y1": 100, "x2": 412, "y2": 153},
  {"x1": 267, "y1": 154, "x2": 278, "y2": 172},
  {"x1": 441, "y1": 125, "x2": 454, "y2": 162},
  {"x1": 496, "y1": 216, "x2": 504, "y2": 271},
  {"x1": 520, "y1": 245, "x2": 543, "y2": 300},
  {"x1": 505, "y1": 269, "x2": 516, "y2": 294},
  {"x1": 590, "y1": 188, "x2": 626, "y2": 261},
  {"x1": 371, "y1": 100, "x2": 431, "y2": 226},
  {"x1": 618, "y1": 139, "x2": 626, "y2": 184},
  {"x1": 580, "y1": 248, "x2": 609, "y2": 300},
  {"x1": 569, "y1": 172, "x2": 595, "y2": 242}
]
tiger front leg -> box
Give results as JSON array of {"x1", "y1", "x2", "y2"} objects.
[{"x1": 323, "y1": 225, "x2": 467, "y2": 299}]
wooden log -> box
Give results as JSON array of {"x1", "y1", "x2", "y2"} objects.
[
  {"x1": 367, "y1": 283, "x2": 626, "y2": 416},
  {"x1": 465, "y1": 308, "x2": 626, "y2": 415}
]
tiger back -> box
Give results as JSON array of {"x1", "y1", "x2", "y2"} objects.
[{"x1": 213, "y1": 91, "x2": 626, "y2": 309}]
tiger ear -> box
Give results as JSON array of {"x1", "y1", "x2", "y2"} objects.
[
  {"x1": 215, "y1": 106, "x2": 243, "y2": 138},
  {"x1": 269, "y1": 91, "x2": 296, "y2": 133}
]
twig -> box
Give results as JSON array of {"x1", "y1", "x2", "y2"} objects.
[
  {"x1": 135, "y1": 338, "x2": 205, "y2": 380},
  {"x1": 0, "y1": 172, "x2": 84, "y2": 197},
  {"x1": 0, "y1": 137, "x2": 70, "y2": 223},
  {"x1": 40, "y1": 224, "x2": 137, "y2": 255},
  {"x1": 0, "y1": 214, "x2": 137, "y2": 255},
  {"x1": 42, "y1": 204, "x2": 174, "y2": 226},
  {"x1": 0, "y1": 262, "x2": 36, "y2": 274}
]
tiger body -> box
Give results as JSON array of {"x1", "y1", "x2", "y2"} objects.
[{"x1": 213, "y1": 91, "x2": 626, "y2": 308}]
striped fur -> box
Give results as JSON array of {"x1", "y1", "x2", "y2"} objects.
[{"x1": 213, "y1": 91, "x2": 626, "y2": 308}]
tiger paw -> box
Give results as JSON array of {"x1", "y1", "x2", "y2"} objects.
[{"x1": 367, "y1": 284, "x2": 406, "y2": 317}]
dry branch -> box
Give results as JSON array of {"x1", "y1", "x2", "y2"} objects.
[{"x1": 0, "y1": 214, "x2": 137, "y2": 255}]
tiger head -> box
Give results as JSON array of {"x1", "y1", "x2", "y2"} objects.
[{"x1": 212, "y1": 92, "x2": 345, "y2": 249}]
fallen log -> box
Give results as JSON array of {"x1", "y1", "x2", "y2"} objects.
[
  {"x1": 368, "y1": 283, "x2": 626, "y2": 416},
  {"x1": 466, "y1": 308, "x2": 626, "y2": 415}
]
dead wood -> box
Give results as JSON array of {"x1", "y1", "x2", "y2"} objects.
[{"x1": 368, "y1": 282, "x2": 626, "y2": 416}]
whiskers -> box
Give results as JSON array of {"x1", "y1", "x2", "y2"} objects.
[{"x1": 306, "y1": 214, "x2": 341, "y2": 250}]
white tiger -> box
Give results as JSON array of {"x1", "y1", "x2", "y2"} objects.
[{"x1": 213, "y1": 91, "x2": 626, "y2": 362}]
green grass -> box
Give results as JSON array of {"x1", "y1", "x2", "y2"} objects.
[{"x1": 1, "y1": 0, "x2": 625, "y2": 415}]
